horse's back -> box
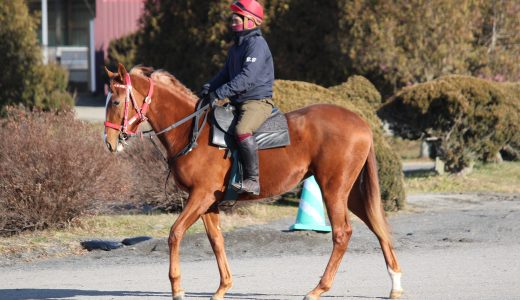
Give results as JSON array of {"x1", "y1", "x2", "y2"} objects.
[
  {"x1": 241, "y1": 104, "x2": 373, "y2": 199},
  {"x1": 286, "y1": 104, "x2": 372, "y2": 142}
]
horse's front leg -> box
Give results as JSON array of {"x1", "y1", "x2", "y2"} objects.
[
  {"x1": 169, "y1": 190, "x2": 215, "y2": 300},
  {"x1": 201, "y1": 205, "x2": 232, "y2": 300}
]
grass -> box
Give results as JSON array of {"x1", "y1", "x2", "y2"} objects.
[
  {"x1": 390, "y1": 135, "x2": 520, "y2": 193},
  {"x1": 388, "y1": 136, "x2": 422, "y2": 160},
  {"x1": 405, "y1": 161, "x2": 520, "y2": 194},
  {"x1": 0, "y1": 202, "x2": 298, "y2": 263}
]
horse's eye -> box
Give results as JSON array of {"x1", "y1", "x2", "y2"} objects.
[{"x1": 112, "y1": 100, "x2": 120, "y2": 106}]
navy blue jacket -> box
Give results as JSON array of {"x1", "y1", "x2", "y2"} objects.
[{"x1": 208, "y1": 28, "x2": 274, "y2": 104}]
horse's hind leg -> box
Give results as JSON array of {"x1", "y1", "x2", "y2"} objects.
[
  {"x1": 348, "y1": 185, "x2": 403, "y2": 299},
  {"x1": 201, "y1": 204, "x2": 232, "y2": 300},
  {"x1": 304, "y1": 172, "x2": 358, "y2": 300}
]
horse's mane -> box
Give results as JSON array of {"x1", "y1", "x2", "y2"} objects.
[{"x1": 130, "y1": 65, "x2": 198, "y2": 101}]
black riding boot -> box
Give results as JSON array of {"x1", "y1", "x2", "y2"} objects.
[{"x1": 233, "y1": 136, "x2": 260, "y2": 195}]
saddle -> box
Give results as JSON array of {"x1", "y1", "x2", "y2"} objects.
[{"x1": 211, "y1": 103, "x2": 291, "y2": 149}]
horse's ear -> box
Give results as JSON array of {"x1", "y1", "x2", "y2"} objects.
[
  {"x1": 105, "y1": 66, "x2": 116, "y2": 79},
  {"x1": 117, "y1": 63, "x2": 128, "y2": 79}
]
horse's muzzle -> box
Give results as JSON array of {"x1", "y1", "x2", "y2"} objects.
[{"x1": 106, "y1": 141, "x2": 116, "y2": 152}]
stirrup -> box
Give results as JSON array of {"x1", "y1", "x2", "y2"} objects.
[{"x1": 231, "y1": 180, "x2": 260, "y2": 195}]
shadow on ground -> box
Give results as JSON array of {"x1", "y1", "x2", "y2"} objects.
[
  {"x1": 403, "y1": 169, "x2": 437, "y2": 178},
  {"x1": 0, "y1": 289, "x2": 169, "y2": 299},
  {"x1": 0, "y1": 289, "x2": 383, "y2": 299}
]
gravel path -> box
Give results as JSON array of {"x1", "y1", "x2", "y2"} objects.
[{"x1": 1, "y1": 193, "x2": 519, "y2": 300}]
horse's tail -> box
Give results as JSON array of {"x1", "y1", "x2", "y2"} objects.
[{"x1": 360, "y1": 141, "x2": 392, "y2": 244}]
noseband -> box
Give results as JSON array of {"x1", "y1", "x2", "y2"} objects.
[{"x1": 104, "y1": 73, "x2": 154, "y2": 137}]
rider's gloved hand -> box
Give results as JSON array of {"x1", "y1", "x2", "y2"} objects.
[
  {"x1": 206, "y1": 91, "x2": 219, "y2": 108},
  {"x1": 199, "y1": 83, "x2": 210, "y2": 99}
]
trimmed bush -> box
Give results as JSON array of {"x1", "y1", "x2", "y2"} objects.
[
  {"x1": 330, "y1": 76, "x2": 384, "y2": 117},
  {"x1": 501, "y1": 82, "x2": 520, "y2": 160},
  {"x1": 0, "y1": 108, "x2": 132, "y2": 236},
  {"x1": 273, "y1": 79, "x2": 405, "y2": 211},
  {"x1": 378, "y1": 75, "x2": 520, "y2": 173}
]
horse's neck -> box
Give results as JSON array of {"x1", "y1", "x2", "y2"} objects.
[{"x1": 140, "y1": 81, "x2": 197, "y2": 157}]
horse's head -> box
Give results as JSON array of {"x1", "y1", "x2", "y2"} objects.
[{"x1": 104, "y1": 64, "x2": 154, "y2": 152}]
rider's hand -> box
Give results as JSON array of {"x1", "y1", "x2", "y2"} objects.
[
  {"x1": 199, "y1": 84, "x2": 210, "y2": 98},
  {"x1": 207, "y1": 91, "x2": 219, "y2": 108}
]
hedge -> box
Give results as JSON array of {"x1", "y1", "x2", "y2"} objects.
[{"x1": 378, "y1": 75, "x2": 520, "y2": 173}]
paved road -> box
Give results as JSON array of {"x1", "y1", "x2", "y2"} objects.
[
  {"x1": 1, "y1": 193, "x2": 519, "y2": 300},
  {"x1": 74, "y1": 106, "x2": 105, "y2": 123},
  {"x1": 2, "y1": 245, "x2": 519, "y2": 300}
]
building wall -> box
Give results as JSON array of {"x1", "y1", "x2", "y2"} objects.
[
  {"x1": 94, "y1": 0, "x2": 145, "y2": 54},
  {"x1": 28, "y1": 0, "x2": 146, "y2": 94},
  {"x1": 94, "y1": 0, "x2": 145, "y2": 94},
  {"x1": 27, "y1": 0, "x2": 94, "y2": 47}
]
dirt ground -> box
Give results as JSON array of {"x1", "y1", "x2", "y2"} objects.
[{"x1": 1, "y1": 193, "x2": 520, "y2": 299}]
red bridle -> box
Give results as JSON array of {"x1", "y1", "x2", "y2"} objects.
[{"x1": 104, "y1": 73, "x2": 154, "y2": 136}]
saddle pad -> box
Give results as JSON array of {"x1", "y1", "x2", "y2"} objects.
[
  {"x1": 212, "y1": 104, "x2": 290, "y2": 150},
  {"x1": 222, "y1": 150, "x2": 241, "y2": 201}
]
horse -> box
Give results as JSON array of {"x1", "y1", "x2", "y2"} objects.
[{"x1": 103, "y1": 64, "x2": 403, "y2": 300}]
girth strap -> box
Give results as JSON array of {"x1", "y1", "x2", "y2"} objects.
[{"x1": 168, "y1": 100, "x2": 210, "y2": 162}]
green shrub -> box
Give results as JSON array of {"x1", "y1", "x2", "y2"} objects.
[
  {"x1": 0, "y1": 108, "x2": 132, "y2": 236},
  {"x1": 273, "y1": 79, "x2": 405, "y2": 211},
  {"x1": 106, "y1": 33, "x2": 139, "y2": 73},
  {"x1": 0, "y1": 0, "x2": 42, "y2": 109},
  {"x1": 35, "y1": 64, "x2": 74, "y2": 110},
  {"x1": 330, "y1": 75, "x2": 384, "y2": 111},
  {"x1": 129, "y1": 0, "x2": 519, "y2": 96},
  {"x1": 378, "y1": 75, "x2": 520, "y2": 173},
  {"x1": 137, "y1": 0, "x2": 230, "y2": 89},
  {"x1": 265, "y1": 0, "x2": 346, "y2": 86},
  {"x1": 0, "y1": 0, "x2": 73, "y2": 112},
  {"x1": 501, "y1": 82, "x2": 520, "y2": 159}
]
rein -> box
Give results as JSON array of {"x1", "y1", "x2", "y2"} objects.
[{"x1": 104, "y1": 74, "x2": 211, "y2": 161}]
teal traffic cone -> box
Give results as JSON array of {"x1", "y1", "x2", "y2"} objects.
[{"x1": 289, "y1": 176, "x2": 331, "y2": 232}]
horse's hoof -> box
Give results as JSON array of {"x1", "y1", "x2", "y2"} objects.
[
  {"x1": 172, "y1": 291, "x2": 185, "y2": 300},
  {"x1": 389, "y1": 289, "x2": 403, "y2": 299},
  {"x1": 303, "y1": 295, "x2": 318, "y2": 300}
]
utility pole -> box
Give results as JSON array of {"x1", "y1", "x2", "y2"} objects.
[{"x1": 42, "y1": 0, "x2": 48, "y2": 64}]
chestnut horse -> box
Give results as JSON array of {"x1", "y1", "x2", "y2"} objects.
[{"x1": 104, "y1": 64, "x2": 403, "y2": 300}]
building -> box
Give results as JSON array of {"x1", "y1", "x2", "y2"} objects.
[{"x1": 27, "y1": 0, "x2": 145, "y2": 94}]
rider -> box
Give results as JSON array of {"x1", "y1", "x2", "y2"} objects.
[{"x1": 201, "y1": 0, "x2": 274, "y2": 196}]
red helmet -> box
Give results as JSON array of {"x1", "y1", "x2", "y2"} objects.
[{"x1": 230, "y1": 0, "x2": 264, "y2": 25}]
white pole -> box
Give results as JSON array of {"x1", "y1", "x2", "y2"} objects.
[
  {"x1": 89, "y1": 19, "x2": 96, "y2": 92},
  {"x1": 41, "y1": 0, "x2": 48, "y2": 64}
]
